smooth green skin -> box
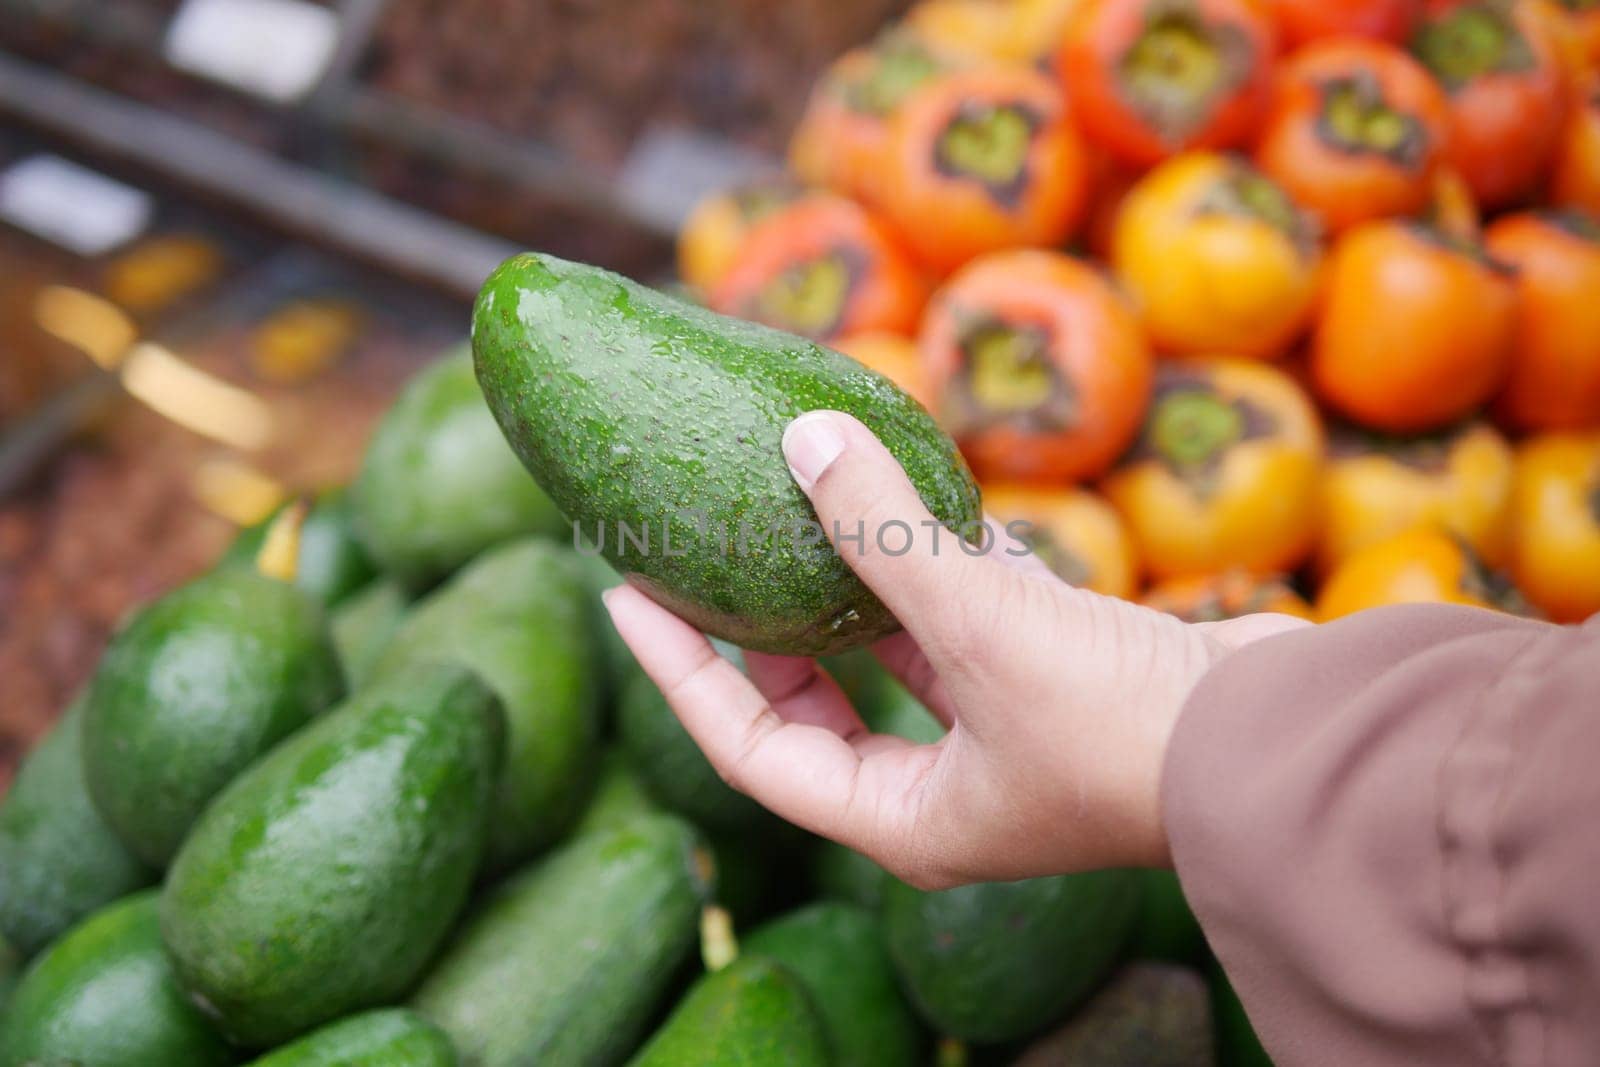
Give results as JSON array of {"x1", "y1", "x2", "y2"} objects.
[
  {"x1": 0, "y1": 939, "x2": 18, "y2": 1019},
  {"x1": 351, "y1": 349, "x2": 566, "y2": 589},
  {"x1": 0, "y1": 892, "x2": 234, "y2": 1067},
  {"x1": 744, "y1": 903, "x2": 923, "y2": 1067},
  {"x1": 161, "y1": 664, "x2": 503, "y2": 1048},
  {"x1": 571, "y1": 749, "x2": 660, "y2": 838},
  {"x1": 1013, "y1": 964, "x2": 1214, "y2": 1067},
  {"x1": 220, "y1": 488, "x2": 377, "y2": 607},
  {"x1": 812, "y1": 678, "x2": 944, "y2": 910},
  {"x1": 244, "y1": 1009, "x2": 456, "y2": 1067},
  {"x1": 329, "y1": 577, "x2": 410, "y2": 690},
  {"x1": 810, "y1": 841, "x2": 888, "y2": 911},
  {"x1": 626, "y1": 957, "x2": 829, "y2": 1067},
  {"x1": 371, "y1": 539, "x2": 601, "y2": 872},
  {"x1": 1210, "y1": 964, "x2": 1274, "y2": 1067},
  {"x1": 569, "y1": 549, "x2": 634, "y2": 706},
  {"x1": 83, "y1": 569, "x2": 344, "y2": 868},
  {"x1": 616, "y1": 644, "x2": 774, "y2": 834},
  {"x1": 411, "y1": 815, "x2": 710, "y2": 1067},
  {"x1": 0, "y1": 699, "x2": 153, "y2": 958},
  {"x1": 472, "y1": 252, "x2": 981, "y2": 656},
  {"x1": 1132, "y1": 870, "x2": 1208, "y2": 966},
  {"x1": 883, "y1": 867, "x2": 1142, "y2": 1043}
]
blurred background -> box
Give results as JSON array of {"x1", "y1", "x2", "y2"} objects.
[
  {"x1": 4, "y1": 0, "x2": 1599, "y2": 792},
  {"x1": 0, "y1": 0, "x2": 911, "y2": 781}
]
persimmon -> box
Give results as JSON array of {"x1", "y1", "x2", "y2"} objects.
[
  {"x1": 788, "y1": 37, "x2": 952, "y2": 203},
  {"x1": 1113, "y1": 152, "x2": 1321, "y2": 359},
  {"x1": 1484, "y1": 211, "x2": 1600, "y2": 431},
  {"x1": 902, "y1": 0, "x2": 1084, "y2": 64},
  {"x1": 677, "y1": 181, "x2": 802, "y2": 296},
  {"x1": 1269, "y1": 0, "x2": 1423, "y2": 47},
  {"x1": 1102, "y1": 358, "x2": 1324, "y2": 580},
  {"x1": 1550, "y1": 80, "x2": 1600, "y2": 217},
  {"x1": 1311, "y1": 221, "x2": 1515, "y2": 432},
  {"x1": 1409, "y1": 0, "x2": 1567, "y2": 209},
  {"x1": 1318, "y1": 420, "x2": 1515, "y2": 573},
  {"x1": 919, "y1": 250, "x2": 1153, "y2": 485},
  {"x1": 1316, "y1": 527, "x2": 1527, "y2": 619},
  {"x1": 710, "y1": 195, "x2": 928, "y2": 343},
  {"x1": 834, "y1": 331, "x2": 934, "y2": 409},
  {"x1": 1059, "y1": 0, "x2": 1278, "y2": 167},
  {"x1": 982, "y1": 484, "x2": 1141, "y2": 597},
  {"x1": 1256, "y1": 40, "x2": 1453, "y2": 233},
  {"x1": 1508, "y1": 432, "x2": 1600, "y2": 622},
  {"x1": 1142, "y1": 570, "x2": 1314, "y2": 620},
  {"x1": 880, "y1": 65, "x2": 1090, "y2": 273}
]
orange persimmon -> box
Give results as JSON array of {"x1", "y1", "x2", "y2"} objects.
[
  {"x1": 1316, "y1": 527, "x2": 1526, "y2": 619},
  {"x1": 1256, "y1": 40, "x2": 1453, "y2": 233},
  {"x1": 920, "y1": 250, "x2": 1153, "y2": 484},
  {"x1": 1142, "y1": 570, "x2": 1314, "y2": 621},
  {"x1": 1059, "y1": 0, "x2": 1279, "y2": 167},
  {"x1": 983, "y1": 483, "x2": 1141, "y2": 597},
  {"x1": 1508, "y1": 432, "x2": 1600, "y2": 622},
  {"x1": 1409, "y1": 0, "x2": 1567, "y2": 209},
  {"x1": 1484, "y1": 210, "x2": 1600, "y2": 431},
  {"x1": 1102, "y1": 358, "x2": 1324, "y2": 580},
  {"x1": 1311, "y1": 220, "x2": 1515, "y2": 432},
  {"x1": 1113, "y1": 152, "x2": 1321, "y2": 359},
  {"x1": 710, "y1": 195, "x2": 928, "y2": 343},
  {"x1": 880, "y1": 65, "x2": 1090, "y2": 273}
]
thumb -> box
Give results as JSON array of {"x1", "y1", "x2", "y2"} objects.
[{"x1": 782, "y1": 410, "x2": 992, "y2": 655}]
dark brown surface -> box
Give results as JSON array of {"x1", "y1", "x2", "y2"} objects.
[
  {"x1": 365, "y1": 0, "x2": 911, "y2": 169},
  {"x1": 0, "y1": 241, "x2": 459, "y2": 791}
]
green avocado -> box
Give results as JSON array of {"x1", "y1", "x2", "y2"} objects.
[
  {"x1": 0, "y1": 892, "x2": 234, "y2": 1067},
  {"x1": 328, "y1": 577, "x2": 410, "y2": 690},
  {"x1": 626, "y1": 957, "x2": 830, "y2": 1067},
  {"x1": 811, "y1": 678, "x2": 944, "y2": 911},
  {"x1": 411, "y1": 815, "x2": 710, "y2": 1067},
  {"x1": 1210, "y1": 964, "x2": 1274, "y2": 1067},
  {"x1": 0, "y1": 699, "x2": 153, "y2": 958},
  {"x1": 0, "y1": 938, "x2": 18, "y2": 1019},
  {"x1": 350, "y1": 348, "x2": 566, "y2": 589},
  {"x1": 569, "y1": 549, "x2": 635, "y2": 705},
  {"x1": 244, "y1": 1009, "x2": 456, "y2": 1067},
  {"x1": 616, "y1": 642, "x2": 775, "y2": 834},
  {"x1": 369, "y1": 538, "x2": 601, "y2": 871},
  {"x1": 471, "y1": 252, "x2": 980, "y2": 656},
  {"x1": 744, "y1": 903, "x2": 923, "y2": 1067},
  {"x1": 1013, "y1": 963, "x2": 1214, "y2": 1066},
  {"x1": 571, "y1": 748, "x2": 661, "y2": 837},
  {"x1": 161, "y1": 663, "x2": 503, "y2": 1048},
  {"x1": 83, "y1": 568, "x2": 344, "y2": 868},
  {"x1": 883, "y1": 867, "x2": 1141, "y2": 1044},
  {"x1": 220, "y1": 488, "x2": 377, "y2": 607},
  {"x1": 1132, "y1": 870, "x2": 1207, "y2": 965}
]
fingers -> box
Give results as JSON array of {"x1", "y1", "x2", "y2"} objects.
[
  {"x1": 782, "y1": 411, "x2": 995, "y2": 658},
  {"x1": 870, "y1": 631, "x2": 957, "y2": 728},
  {"x1": 602, "y1": 584, "x2": 940, "y2": 858},
  {"x1": 742, "y1": 652, "x2": 866, "y2": 736}
]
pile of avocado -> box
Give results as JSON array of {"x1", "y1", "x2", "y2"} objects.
[{"x1": 0, "y1": 257, "x2": 1271, "y2": 1066}]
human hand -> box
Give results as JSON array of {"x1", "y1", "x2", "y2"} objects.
[{"x1": 603, "y1": 410, "x2": 1310, "y2": 889}]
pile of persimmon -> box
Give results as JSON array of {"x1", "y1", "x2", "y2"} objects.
[{"x1": 679, "y1": 0, "x2": 1600, "y2": 624}]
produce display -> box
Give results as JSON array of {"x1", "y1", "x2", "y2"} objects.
[
  {"x1": 683, "y1": 0, "x2": 1600, "y2": 626},
  {"x1": 4, "y1": 0, "x2": 1600, "y2": 1065}
]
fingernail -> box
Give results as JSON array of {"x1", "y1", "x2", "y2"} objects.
[{"x1": 783, "y1": 412, "x2": 846, "y2": 491}]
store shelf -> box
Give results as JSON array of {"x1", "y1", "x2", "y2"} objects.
[{"x1": 0, "y1": 52, "x2": 519, "y2": 297}]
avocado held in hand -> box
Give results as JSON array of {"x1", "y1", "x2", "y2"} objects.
[{"x1": 472, "y1": 253, "x2": 980, "y2": 656}]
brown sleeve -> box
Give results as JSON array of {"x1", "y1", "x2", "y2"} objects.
[{"x1": 1164, "y1": 604, "x2": 1600, "y2": 1067}]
